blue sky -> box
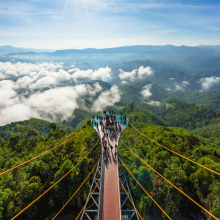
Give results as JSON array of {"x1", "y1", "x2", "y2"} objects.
[{"x1": 0, "y1": 0, "x2": 220, "y2": 49}]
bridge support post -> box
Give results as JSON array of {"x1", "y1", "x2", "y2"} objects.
[
  {"x1": 80, "y1": 156, "x2": 102, "y2": 220},
  {"x1": 118, "y1": 157, "x2": 140, "y2": 220}
]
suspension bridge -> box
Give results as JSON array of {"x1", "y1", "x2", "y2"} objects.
[{"x1": 1, "y1": 111, "x2": 220, "y2": 220}]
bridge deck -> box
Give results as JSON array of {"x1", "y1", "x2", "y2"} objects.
[{"x1": 98, "y1": 124, "x2": 122, "y2": 220}]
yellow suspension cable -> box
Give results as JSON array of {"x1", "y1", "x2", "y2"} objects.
[
  {"x1": 118, "y1": 155, "x2": 172, "y2": 220},
  {"x1": 86, "y1": 198, "x2": 99, "y2": 211},
  {"x1": 129, "y1": 122, "x2": 220, "y2": 177},
  {"x1": 121, "y1": 199, "x2": 133, "y2": 210},
  {"x1": 75, "y1": 180, "x2": 100, "y2": 220},
  {"x1": 52, "y1": 155, "x2": 101, "y2": 220},
  {"x1": 1, "y1": 122, "x2": 91, "y2": 177},
  {"x1": 119, "y1": 179, "x2": 144, "y2": 220},
  {"x1": 11, "y1": 139, "x2": 99, "y2": 220},
  {"x1": 121, "y1": 140, "x2": 219, "y2": 220}
]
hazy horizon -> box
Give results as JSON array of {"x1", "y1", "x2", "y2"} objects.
[{"x1": 1, "y1": 44, "x2": 220, "y2": 51}]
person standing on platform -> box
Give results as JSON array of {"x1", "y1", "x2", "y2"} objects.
[{"x1": 110, "y1": 145, "x2": 113, "y2": 152}]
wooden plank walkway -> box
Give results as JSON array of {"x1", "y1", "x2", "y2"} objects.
[{"x1": 98, "y1": 124, "x2": 121, "y2": 220}]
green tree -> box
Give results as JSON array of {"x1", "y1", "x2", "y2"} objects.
[{"x1": 49, "y1": 123, "x2": 57, "y2": 131}]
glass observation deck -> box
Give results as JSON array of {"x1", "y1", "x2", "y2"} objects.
[{"x1": 91, "y1": 113, "x2": 129, "y2": 138}]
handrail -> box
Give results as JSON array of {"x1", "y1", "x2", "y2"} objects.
[
  {"x1": 119, "y1": 118, "x2": 129, "y2": 140},
  {"x1": 91, "y1": 117, "x2": 104, "y2": 220},
  {"x1": 98, "y1": 150, "x2": 105, "y2": 220}
]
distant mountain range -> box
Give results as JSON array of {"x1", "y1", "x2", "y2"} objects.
[
  {"x1": 1, "y1": 44, "x2": 220, "y2": 74},
  {"x1": 0, "y1": 45, "x2": 54, "y2": 55}
]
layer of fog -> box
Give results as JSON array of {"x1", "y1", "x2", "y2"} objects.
[
  {"x1": 0, "y1": 62, "x2": 118, "y2": 126},
  {"x1": 198, "y1": 76, "x2": 220, "y2": 91},
  {"x1": 0, "y1": 62, "x2": 112, "y2": 89},
  {"x1": 0, "y1": 80, "x2": 120, "y2": 126},
  {"x1": 141, "y1": 84, "x2": 153, "y2": 98},
  {"x1": 119, "y1": 66, "x2": 154, "y2": 83}
]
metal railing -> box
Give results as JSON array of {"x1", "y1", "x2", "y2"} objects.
[
  {"x1": 98, "y1": 150, "x2": 105, "y2": 220},
  {"x1": 119, "y1": 118, "x2": 129, "y2": 140}
]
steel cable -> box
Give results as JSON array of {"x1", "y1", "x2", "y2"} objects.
[
  {"x1": 1, "y1": 122, "x2": 91, "y2": 177},
  {"x1": 129, "y1": 122, "x2": 220, "y2": 177},
  {"x1": 120, "y1": 139, "x2": 219, "y2": 220},
  {"x1": 11, "y1": 139, "x2": 99, "y2": 220},
  {"x1": 118, "y1": 155, "x2": 172, "y2": 220},
  {"x1": 119, "y1": 179, "x2": 144, "y2": 220},
  {"x1": 75, "y1": 180, "x2": 100, "y2": 220},
  {"x1": 52, "y1": 155, "x2": 101, "y2": 220}
]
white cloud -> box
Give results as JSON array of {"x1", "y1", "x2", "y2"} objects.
[
  {"x1": 91, "y1": 67, "x2": 112, "y2": 81},
  {"x1": 119, "y1": 66, "x2": 153, "y2": 82},
  {"x1": 0, "y1": 80, "x2": 17, "y2": 108},
  {"x1": 119, "y1": 69, "x2": 137, "y2": 81},
  {"x1": 121, "y1": 80, "x2": 129, "y2": 84},
  {"x1": 198, "y1": 76, "x2": 220, "y2": 90},
  {"x1": 141, "y1": 84, "x2": 153, "y2": 98},
  {"x1": 92, "y1": 85, "x2": 121, "y2": 112},
  {"x1": 0, "y1": 62, "x2": 62, "y2": 78},
  {"x1": 0, "y1": 62, "x2": 114, "y2": 91},
  {"x1": 68, "y1": 68, "x2": 78, "y2": 73},
  {"x1": 0, "y1": 75, "x2": 117, "y2": 126},
  {"x1": 16, "y1": 76, "x2": 34, "y2": 88},
  {"x1": 55, "y1": 69, "x2": 72, "y2": 83},
  {"x1": 137, "y1": 66, "x2": 154, "y2": 78},
  {"x1": 174, "y1": 82, "x2": 184, "y2": 90},
  {"x1": 70, "y1": 66, "x2": 112, "y2": 81},
  {"x1": 174, "y1": 81, "x2": 189, "y2": 91},
  {"x1": 147, "y1": 100, "x2": 161, "y2": 106},
  {"x1": 182, "y1": 81, "x2": 189, "y2": 86},
  {"x1": 169, "y1": 78, "x2": 174, "y2": 80},
  {"x1": 71, "y1": 69, "x2": 93, "y2": 79},
  {"x1": 146, "y1": 100, "x2": 172, "y2": 108},
  {"x1": 0, "y1": 82, "x2": 108, "y2": 126},
  {"x1": 30, "y1": 76, "x2": 57, "y2": 89},
  {"x1": 0, "y1": 62, "x2": 121, "y2": 125},
  {"x1": 0, "y1": 72, "x2": 6, "y2": 80}
]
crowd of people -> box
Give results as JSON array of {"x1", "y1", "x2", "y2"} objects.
[{"x1": 91, "y1": 110, "x2": 126, "y2": 159}]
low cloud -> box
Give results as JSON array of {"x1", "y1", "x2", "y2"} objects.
[
  {"x1": 0, "y1": 62, "x2": 113, "y2": 90},
  {"x1": 198, "y1": 76, "x2": 220, "y2": 90},
  {"x1": 121, "y1": 81, "x2": 129, "y2": 85},
  {"x1": 0, "y1": 61, "x2": 120, "y2": 126},
  {"x1": 137, "y1": 66, "x2": 154, "y2": 78},
  {"x1": 146, "y1": 100, "x2": 172, "y2": 108},
  {"x1": 119, "y1": 66, "x2": 154, "y2": 82},
  {"x1": 92, "y1": 85, "x2": 121, "y2": 112},
  {"x1": 119, "y1": 69, "x2": 137, "y2": 81},
  {"x1": 70, "y1": 67, "x2": 112, "y2": 82},
  {"x1": 0, "y1": 78, "x2": 119, "y2": 126},
  {"x1": 174, "y1": 81, "x2": 189, "y2": 91},
  {"x1": 141, "y1": 84, "x2": 153, "y2": 98},
  {"x1": 147, "y1": 100, "x2": 161, "y2": 106},
  {"x1": 182, "y1": 81, "x2": 189, "y2": 86},
  {"x1": 0, "y1": 62, "x2": 62, "y2": 78}
]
